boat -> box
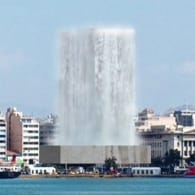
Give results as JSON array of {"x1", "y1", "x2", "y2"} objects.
[
  {"x1": 184, "y1": 166, "x2": 195, "y2": 177},
  {"x1": 0, "y1": 155, "x2": 21, "y2": 179},
  {"x1": 0, "y1": 168, "x2": 21, "y2": 179}
]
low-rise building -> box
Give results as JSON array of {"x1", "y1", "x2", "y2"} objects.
[{"x1": 28, "y1": 164, "x2": 56, "y2": 175}]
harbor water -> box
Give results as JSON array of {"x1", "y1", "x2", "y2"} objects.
[{"x1": 0, "y1": 177, "x2": 195, "y2": 195}]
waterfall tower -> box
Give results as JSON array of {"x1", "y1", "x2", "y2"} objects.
[{"x1": 56, "y1": 28, "x2": 137, "y2": 145}]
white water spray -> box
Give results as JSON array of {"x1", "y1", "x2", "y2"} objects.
[{"x1": 56, "y1": 28, "x2": 137, "y2": 145}]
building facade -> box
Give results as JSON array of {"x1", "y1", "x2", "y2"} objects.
[
  {"x1": 136, "y1": 108, "x2": 195, "y2": 161},
  {"x1": 6, "y1": 108, "x2": 39, "y2": 164},
  {"x1": 40, "y1": 145, "x2": 151, "y2": 166},
  {"x1": 0, "y1": 116, "x2": 6, "y2": 160},
  {"x1": 139, "y1": 128, "x2": 195, "y2": 160}
]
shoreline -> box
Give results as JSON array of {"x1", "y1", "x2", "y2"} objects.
[{"x1": 19, "y1": 174, "x2": 185, "y2": 179}]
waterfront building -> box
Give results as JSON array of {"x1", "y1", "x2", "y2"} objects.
[
  {"x1": 40, "y1": 145, "x2": 151, "y2": 167},
  {"x1": 6, "y1": 107, "x2": 39, "y2": 164},
  {"x1": 28, "y1": 164, "x2": 56, "y2": 175},
  {"x1": 0, "y1": 115, "x2": 6, "y2": 160},
  {"x1": 136, "y1": 108, "x2": 195, "y2": 161},
  {"x1": 131, "y1": 167, "x2": 161, "y2": 176}
]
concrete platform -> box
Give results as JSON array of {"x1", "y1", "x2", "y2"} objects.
[{"x1": 40, "y1": 145, "x2": 151, "y2": 165}]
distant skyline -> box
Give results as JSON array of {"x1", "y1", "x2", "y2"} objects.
[{"x1": 0, "y1": 0, "x2": 195, "y2": 116}]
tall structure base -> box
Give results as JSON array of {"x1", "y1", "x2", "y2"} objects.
[{"x1": 40, "y1": 145, "x2": 151, "y2": 165}]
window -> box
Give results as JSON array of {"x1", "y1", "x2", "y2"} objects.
[
  {"x1": 23, "y1": 147, "x2": 39, "y2": 150},
  {"x1": 28, "y1": 154, "x2": 38, "y2": 156},
  {"x1": 23, "y1": 142, "x2": 39, "y2": 145},
  {"x1": 24, "y1": 125, "x2": 39, "y2": 128},
  {"x1": 0, "y1": 130, "x2": 5, "y2": 132},
  {"x1": 25, "y1": 130, "x2": 38, "y2": 133},
  {"x1": 150, "y1": 170, "x2": 153, "y2": 175}
]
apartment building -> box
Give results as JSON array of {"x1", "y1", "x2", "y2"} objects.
[
  {"x1": 6, "y1": 107, "x2": 39, "y2": 164},
  {"x1": 0, "y1": 115, "x2": 6, "y2": 160}
]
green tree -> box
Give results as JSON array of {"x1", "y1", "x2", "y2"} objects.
[
  {"x1": 104, "y1": 156, "x2": 118, "y2": 173},
  {"x1": 151, "y1": 157, "x2": 163, "y2": 167},
  {"x1": 164, "y1": 149, "x2": 181, "y2": 169}
]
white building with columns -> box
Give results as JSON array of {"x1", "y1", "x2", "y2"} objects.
[{"x1": 136, "y1": 108, "x2": 195, "y2": 161}]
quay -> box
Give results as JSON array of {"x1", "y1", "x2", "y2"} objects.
[{"x1": 19, "y1": 173, "x2": 185, "y2": 179}]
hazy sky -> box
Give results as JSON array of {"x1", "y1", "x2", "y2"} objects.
[{"x1": 0, "y1": 0, "x2": 195, "y2": 116}]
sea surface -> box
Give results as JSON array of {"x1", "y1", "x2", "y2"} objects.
[{"x1": 0, "y1": 177, "x2": 195, "y2": 195}]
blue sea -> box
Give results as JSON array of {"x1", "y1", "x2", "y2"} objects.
[{"x1": 0, "y1": 177, "x2": 195, "y2": 195}]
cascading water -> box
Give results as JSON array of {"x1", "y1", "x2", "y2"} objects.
[{"x1": 55, "y1": 28, "x2": 137, "y2": 145}]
